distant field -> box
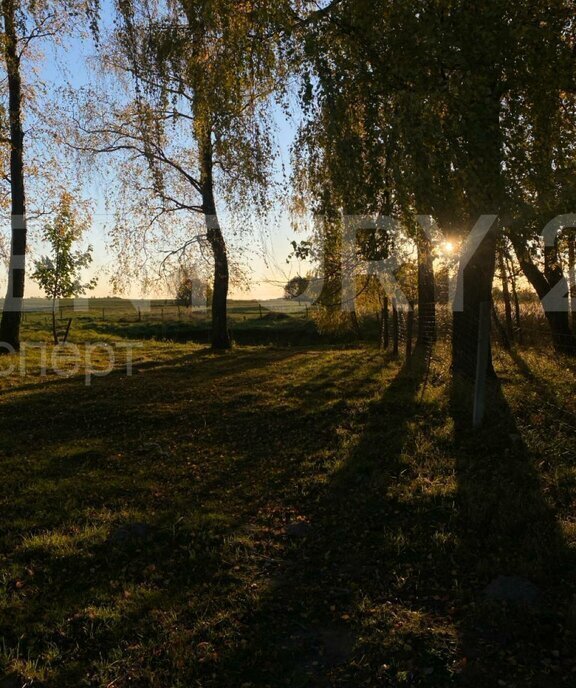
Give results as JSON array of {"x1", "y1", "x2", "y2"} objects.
[
  {"x1": 10, "y1": 297, "x2": 324, "y2": 347},
  {"x1": 12, "y1": 297, "x2": 309, "y2": 320}
]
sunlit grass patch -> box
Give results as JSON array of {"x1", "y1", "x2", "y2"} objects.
[{"x1": 19, "y1": 524, "x2": 108, "y2": 557}]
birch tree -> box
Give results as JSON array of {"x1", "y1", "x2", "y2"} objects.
[
  {"x1": 74, "y1": 0, "x2": 290, "y2": 349},
  {"x1": 0, "y1": 0, "x2": 98, "y2": 351}
]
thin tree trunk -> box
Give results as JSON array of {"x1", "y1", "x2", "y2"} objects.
[
  {"x1": 63, "y1": 317, "x2": 72, "y2": 344},
  {"x1": 491, "y1": 301, "x2": 511, "y2": 350},
  {"x1": 569, "y1": 234, "x2": 575, "y2": 333},
  {"x1": 52, "y1": 298, "x2": 58, "y2": 345},
  {"x1": 380, "y1": 295, "x2": 389, "y2": 350},
  {"x1": 0, "y1": 0, "x2": 27, "y2": 352},
  {"x1": 498, "y1": 246, "x2": 514, "y2": 340},
  {"x1": 199, "y1": 127, "x2": 231, "y2": 350},
  {"x1": 375, "y1": 303, "x2": 382, "y2": 329},
  {"x1": 350, "y1": 309, "x2": 361, "y2": 338}
]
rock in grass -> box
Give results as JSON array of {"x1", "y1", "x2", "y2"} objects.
[{"x1": 484, "y1": 576, "x2": 540, "y2": 604}]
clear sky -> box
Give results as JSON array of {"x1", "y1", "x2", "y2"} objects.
[{"x1": 18, "y1": 4, "x2": 310, "y2": 302}]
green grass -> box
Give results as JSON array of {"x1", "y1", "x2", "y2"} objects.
[
  {"x1": 0, "y1": 329, "x2": 575, "y2": 687},
  {"x1": 18, "y1": 297, "x2": 328, "y2": 348}
]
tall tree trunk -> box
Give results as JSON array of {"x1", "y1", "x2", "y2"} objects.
[
  {"x1": 498, "y1": 246, "x2": 514, "y2": 340},
  {"x1": 0, "y1": 0, "x2": 27, "y2": 352},
  {"x1": 511, "y1": 236, "x2": 575, "y2": 354},
  {"x1": 199, "y1": 128, "x2": 231, "y2": 350},
  {"x1": 452, "y1": 222, "x2": 499, "y2": 377},
  {"x1": 519, "y1": 74, "x2": 575, "y2": 353},
  {"x1": 416, "y1": 230, "x2": 436, "y2": 349},
  {"x1": 451, "y1": 73, "x2": 502, "y2": 378},
  {"x1": 317, "y1": 217, "x2": 342, "y2": 312},
  {"x1": 544, "y1": 239, "x2": 573, "y2": 351}
]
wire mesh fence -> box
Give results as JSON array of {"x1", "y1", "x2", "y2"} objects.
[
  {"x1": 16, "y1": 298, "x2": 315, "y2": 326},
  {"x1": 4, "y1": 294, "x2": 576, "y2": 431},
  {"x1": 372, "y1": 300, "x2": 576, "y2": 431}
]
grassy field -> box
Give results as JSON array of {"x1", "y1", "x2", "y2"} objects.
[
  {"x1": 16, "y1": 298, "x2": 330, "y2": 348},
  {"x1": 0, "y1": 318, "x2": 576, "y2": 686}
]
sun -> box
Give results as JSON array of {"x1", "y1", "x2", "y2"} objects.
[{"x1": 443, "y1": 240, "x2": 455, "y2": 255}]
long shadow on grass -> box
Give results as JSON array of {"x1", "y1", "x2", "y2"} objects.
[
  {"x1": 210, "y1": 349, "x2": 436, "y2": 687},
  {"x1": 210, "y1": 353, "x2": 576, "y2": 688},
  {"x1": 0, "y1": 346, "x2": 385, "y2": 686},
  {"x1": 0, "y1": 347, "x2": 338, "y2": 542},
  {"x1": 87, "y1": 319, "x2": 329, "y2": 347},
  {"x1": 8, "y1": 344, "x2": 573, "y2": 687},
  {"x1": 503, "y1": 347, "x2": 576, "y2": 432},
  {"x1": 450, "y1": 376, "x2": 576, "y2": 687}
]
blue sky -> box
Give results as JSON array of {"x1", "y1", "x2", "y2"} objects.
[{"x1": 22, "y1": 4, "x2": 311, "y2": 301}]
